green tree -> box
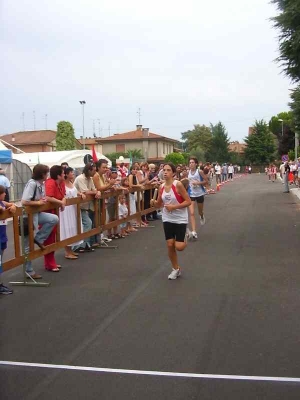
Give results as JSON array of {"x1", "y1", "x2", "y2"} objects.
[
  {"x1": 271, "y1": 0, "x2": 300, "y2": 83},
  {"x1": 181, "y1": 124, "x2": 212, "y2": 153},
  {"x1": 56, "y1": 121, "x2": 76, "y2": 150},
  {"x1": 289, "y1": 86, "x2": 300, "y2": 135},
  {"x1": 228, "y1": 151, "x2": 245, "y2": 166},
  {"x1": 269, "y1": 111, "x2": 295, "y2": 155},
  {"x1": 164, "y1": 152, "x2": 185, "y2": 165},
  {"x1": 104, "y1": 152, "x2": 126, "y2": 166},
  {"x1": 189, "y1": 146, "x2": 206, "y2": 163},
  {"x1": 244, "y1": 120, "x2": 276, "y2": 164},
  {"x1": 125, "y1": 149, "x2": 143, "y2": 159},
  {"x1": 205, "y1": 122, "x2": 230, "y2": 163}
]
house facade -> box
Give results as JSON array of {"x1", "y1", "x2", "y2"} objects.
[
  {"x1": 229, "y1": 141, "x2": 246, "y2": 155},
  {"x1": 98, "y1": 125, "x2": 178, "y2": 162},
  {"x1": 0, "y1": 130, "x2": 83, "y2": 153},
  {"x1": 77, "y1": 138, "x2": 103, "y2": 154}
]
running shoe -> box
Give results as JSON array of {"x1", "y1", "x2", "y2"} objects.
[
  {"x1": 185, "y1": 229, "x2": 192, "y2": 242},
  {"x1": 200, "y1": 215, "x2": 206, "y2": 226},
  {"x1": 168, "y1": 268, "x2": 181, "y2": 280},
  {"x1": 101, "y1": 235, "x2": 112, "y2": 242},
  {"x1": 191, "y1": 231, "x2": 198, "y2": 239},
  {"x1": 0, "y1": 283, "x2": 13, "y2": 295}
]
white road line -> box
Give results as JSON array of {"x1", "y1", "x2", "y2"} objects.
[{"x1": 1, "y1": 361, "x2": 300, "y2": 383}]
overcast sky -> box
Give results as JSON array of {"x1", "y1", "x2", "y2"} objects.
[{"x1": 1, "y1": 0, "x2": 292, "y2": 143}]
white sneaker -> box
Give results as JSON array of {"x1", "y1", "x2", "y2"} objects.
[
  {"x1": 101, "y1": 234, "x2": 112, "y2": 242},
  {"x1": 168, "y1": 268, "x2": 181, "y2": 280},
  {"x1": 200, "y1": 215, "x2": 206, "y2": 226},
  {"x1": 185, "y1": 229, "x2": 192, "y2": 241},
  {"x1": 191, "y1": 231, "x2": 198, "y2": 239}
]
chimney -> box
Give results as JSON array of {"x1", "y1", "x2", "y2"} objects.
[
  {"x1": 12, "y1": 135, "x2": 15, "y2": 142},
  {"x1": 142, "y1": 128, "x2": 149, "y2": 138},
  {"x1": 136, "y1": 124, "x2": 142, "y2": 131}
]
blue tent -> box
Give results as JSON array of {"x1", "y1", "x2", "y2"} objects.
[{"x1": 0, "y1": 150, "x2": 12, "y2": 163}]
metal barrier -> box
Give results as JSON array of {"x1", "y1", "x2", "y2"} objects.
[{"x1": 2, "y1": 184, "x2": 158, "y2": 286}]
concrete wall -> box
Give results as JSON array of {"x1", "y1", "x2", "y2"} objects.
[
  {"x1": 102, "y1": 140, "x2": 174, "y2": 158},
  {"x1": 11, "y1": 144, "x2": 55, "y2": 154}
]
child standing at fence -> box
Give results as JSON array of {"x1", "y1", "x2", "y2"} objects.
[
  {"x1": 118, "y1": 195, "x2": 129, "y2": 237},
  {"x1": 0, "y1": 185, "x2": 16, "y2": 294}
]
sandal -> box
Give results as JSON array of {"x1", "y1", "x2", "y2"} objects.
[
  {"x1": 45, "y1": 268, "x2": 60, "y2": 272},
  {"x1": 65, "y1": 255, "x2": 78, "y2": 260}
]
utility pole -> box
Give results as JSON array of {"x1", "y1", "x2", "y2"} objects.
[
  {"x1": 137, "y1": 108, "x2": 141, "y2": 124},
  {"x1": 93, "y1": 119, "x2": 96, "y2": 137},
  {"x1": 21, "y1": 112, "x2": 25, "y2": 131},
  {"x1": 44, "y1": 114, "x2": 48, "y2": 130},
  {"x1": 79, "y1": 101, "x2": 86, "y2": 149},
  {"x1": 108, "y1": 121, "x2": 111, "y2": 137},
  {"x1": 97, "y1": 119, "x2": 101, "y2": 137}
]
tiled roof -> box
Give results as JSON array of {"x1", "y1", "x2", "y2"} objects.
[
  {"x1": 98, "y1": 129, "x2": 178, "y2": 143},
  {"x1": 0, "y1": 130, "x2": 56, "y2": 145}
]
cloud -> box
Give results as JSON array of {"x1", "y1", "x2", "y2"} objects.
[{"x1": 0, "y1": 0, "x2": 291, "y2": 142}]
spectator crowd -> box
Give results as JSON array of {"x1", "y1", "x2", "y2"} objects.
[{"x1": 0, "y1": 159, "x2": 241, "y2": 294}]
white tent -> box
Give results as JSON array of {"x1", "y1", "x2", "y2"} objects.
[{"x1": 12, "y1": 150, "x2": 111, "y2": 169}]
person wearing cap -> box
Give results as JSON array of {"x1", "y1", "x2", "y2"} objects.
[
  {"x1": 118, "y1": 162, "x2": 128, "y2": 178},
  {"x1": 0, "y1": 169, "x2": 11, "y2": 202}
]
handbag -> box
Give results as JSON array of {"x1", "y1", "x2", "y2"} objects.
[{"x1": 18, "y1": 182, "x2": 38, "y2": 236}]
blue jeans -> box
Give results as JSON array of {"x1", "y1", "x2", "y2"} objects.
[
  {"x1": 73, "y1": 210, "x2": 92, "y2": 250},
  {"x1": 283, "y1": 173, "x2": 289, "y2": 192},
  {"x1": 23, "y1": 212, "x2": 58, "y2": 275},
  {"x1": 33, "y1": 212, "x2": 59, "y2": 243},
  {"x1": 88, "y1": 210, "x2": 100, "y2": 246}
]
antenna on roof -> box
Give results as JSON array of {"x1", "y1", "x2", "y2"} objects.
[
  {"x1": 108, "y1": 121, "x2": 111, "y2": 136},
  {"x1": 44, "y1": 114, "x2": 48, "y2": 130},
  {"x1": 93, "y1": 119, "x2": 96, "y2": 137},
  {"x1": 97, "y1": 119, "x2": 101, "y2": 137},
  {"x1": 33, "y1": 110, "x2": 36, "y2": 130},
  {"x1": 137, "y1": 108, "x2": 141, "y2": 124},
  {"x1": 21, "y1": 112, "x2": 25, "y2": 131}
]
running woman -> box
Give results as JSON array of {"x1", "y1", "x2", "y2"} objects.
[
  {"x1": 188, "y1": 157, "x2": 208, "y2": 239},
  {"x1": 151, "y1": 163, "x2": 191, "y2": 280}
]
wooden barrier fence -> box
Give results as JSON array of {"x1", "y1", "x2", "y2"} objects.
[{"x1": 2, "y1": 184, "x2": 158, "y2": 273}]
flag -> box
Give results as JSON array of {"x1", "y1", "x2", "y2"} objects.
[{"x1": 92, "y1": 144, "x2": 98, "y2": 162}]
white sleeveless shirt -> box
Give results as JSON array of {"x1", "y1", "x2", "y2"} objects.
[
  {"x1": 188, "y1": 169, "x2": 205, "y2": 197},
  {"x1": 161, "y1": 180, "x2": 188, "y2": 224}
]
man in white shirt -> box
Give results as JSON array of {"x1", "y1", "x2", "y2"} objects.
[
  {"x1": 214, "y1": 163, "x2": 221, "y2": 184},
  {"x1": 228, "y1": 164, "x2": 234, "y2": 180},
  {"x1": 279, "y1": 161, "x2": 286, "y2": 180}
]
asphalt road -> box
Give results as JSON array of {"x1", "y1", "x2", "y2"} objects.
[{"x1": 1, "y1": 174, "x2": 300, "y2": 400}]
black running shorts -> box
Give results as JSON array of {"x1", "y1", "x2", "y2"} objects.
[
  {"x1": 190, "y1": 195, "x2": 204, "y2": 204},
  {"x1": 163, "y1": 222, "x2": 187, "y2": 242}
]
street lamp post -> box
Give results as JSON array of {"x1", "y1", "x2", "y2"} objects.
[{"x1": 79, "y1": 101, "x2": 86, "y2": 149}]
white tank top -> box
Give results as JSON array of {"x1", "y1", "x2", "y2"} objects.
[
  {"x1": 188, "y1": 169, "x2": 205, "y2": 197},
  {"x1": 161, "y1": 180, "x2": 188, "y2": 224}
]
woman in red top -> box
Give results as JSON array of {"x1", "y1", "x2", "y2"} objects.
[{"x1": 44, "y1": 165, "x2": 66, "y2": 272}]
